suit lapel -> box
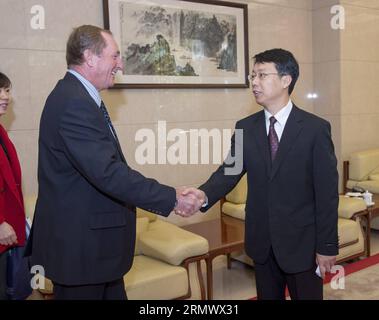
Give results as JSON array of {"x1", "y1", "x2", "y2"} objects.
[
  {"x1": 100, "y1": 114, "x2": 126, "y2": 163},
  {"x1": 65, "y1": 73, "x2": 127, "y2": 163},
  {"x1": 101, "y1": 118, "x2": 126, "y2": 163},
  {"x1": 114, "y1": 136, "x2": 126, "y2": 163},
  {"x1": 270, "y1": 105, "x2": 303, "y2": 181},
  {"x1": 98, "y1": 115, "x2": 126, "y2": 163},
  {"x1": 252, "y1": 111, "x2": 271, "y2": 178}
]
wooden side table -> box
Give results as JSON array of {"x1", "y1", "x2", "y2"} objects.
[
  {"x1": 365, "y1": 194, "x2": 379, "y2": 257},
  {"x1": 182, "y1": 216, "x2": 245, "y2": 300}
]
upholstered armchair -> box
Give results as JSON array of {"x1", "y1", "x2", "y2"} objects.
[
  {"x1": 343, "y1": 148, "x2": 379, "y2": 194},
  {"x1": 24, "y1": 195, "x2": 209, "y2": 300},
  {"x1": 343, "y1": 148, "x2": 379, "y2": 230},
  {"x1": 124, "y1": 209, "x2": 208, "y2": 299}
]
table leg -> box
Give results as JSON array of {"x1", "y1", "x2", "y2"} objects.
[
  {"x1": 227, "y1": 253, "x2": 232, "y2": 269},
  {"x1": 205, "y1": 256, "x2": 213, "y2": 300},
  {"x1": 367, "y1": 211, "x2": 371, "y2": 257},
  {"x1": 196, "y1": 260, "x2": 206, "y2": 300}
]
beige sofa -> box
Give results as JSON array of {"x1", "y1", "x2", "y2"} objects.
[
  {"x1": 24, "y1": 196, "x2": 209, "y2": 300},
  {"x1": 344, "y1": 148, "x2": 379, "y2": 229},
  {"x1": 344, "y1": 148, "x2": 379, "y2": 194},
  {"x1": 220, "y1": 174, "x2": 367, "y2": 265}
]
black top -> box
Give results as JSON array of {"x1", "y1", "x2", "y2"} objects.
[{"x1": 0, "y1": 136, "x2": 10, "y2": 161}]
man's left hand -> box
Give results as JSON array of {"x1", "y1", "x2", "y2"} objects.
[{"x1": 316, "y1": 253, "x2": 336, "y2": 278}]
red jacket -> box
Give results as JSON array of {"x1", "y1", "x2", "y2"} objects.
[{"x1": 0, "y1": 124, "x2": 25, "y2": 253}]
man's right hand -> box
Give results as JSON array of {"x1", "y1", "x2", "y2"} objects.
[
  {"x1": 174, "y1": 187, "x2": 206, "y2": 217},
  {"x1": 0, "y1": 221, "x2": 18, "y2": 246}
]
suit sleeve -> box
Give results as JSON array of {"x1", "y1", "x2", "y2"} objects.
[
  {"x1": 313, "y1": 121, "x2": 339, "y2": 255},
  {"x1": 199, "y1": 122, "x2": 246, "y2": 211},
  {"x1": 58, "y1": 99, "x2": 176, "y2": 216}
]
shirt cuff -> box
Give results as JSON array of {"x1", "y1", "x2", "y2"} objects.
[{"x1": 201, "y1": 196, "x2": 208, "y2": 208}]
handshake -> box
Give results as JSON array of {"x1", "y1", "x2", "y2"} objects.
[{"x1": 174, "y1": 187, "x2": 207, "y2": 217}]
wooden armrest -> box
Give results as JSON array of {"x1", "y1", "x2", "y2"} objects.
[{"x1": 343, "y1": 160, "x2": 350, "y2": 194}]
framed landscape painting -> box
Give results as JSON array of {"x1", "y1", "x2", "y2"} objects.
[{"x1": 103, "y1": 0, "x2": 249, "y2": 88}]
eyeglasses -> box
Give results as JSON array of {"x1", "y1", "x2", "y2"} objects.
[{"x1": 248, "y1": 72, "x2": 280, "y2": 81}]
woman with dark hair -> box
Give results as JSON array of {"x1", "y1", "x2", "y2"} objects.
[{"x1": 0, "y1": 72, "x2": 26, "y2": 299}]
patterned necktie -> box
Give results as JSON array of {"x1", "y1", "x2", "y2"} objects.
[
  {"x1": 99, "y1": 101, "x2": 119, "y2": 142},
  {"x1": 268, "y1": 116, "x2": 279, "y2": 161}
]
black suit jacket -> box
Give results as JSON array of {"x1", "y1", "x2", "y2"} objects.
[
  {"x1": 200, "y1": 106, "x2": 339, "y2": 273},
  {"x1": 27, "y1": 73, "x2": 176, "y2": 285}
]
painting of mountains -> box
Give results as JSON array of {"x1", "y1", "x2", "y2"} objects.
[
  {"x1": 105, "y1": 0, "x2": 248, "y2": 87},
  {"x1": 119, "y1": 1, "x2": 238, "y2": 76}
]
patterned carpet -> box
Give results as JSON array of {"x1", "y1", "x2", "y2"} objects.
[{"x1": 324, "y1": 253, "x2": 379, "y2": 300}]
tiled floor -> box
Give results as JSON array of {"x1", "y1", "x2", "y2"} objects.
[{"x1": 209, "y1": 229, "x2": 379, "y2": 300}]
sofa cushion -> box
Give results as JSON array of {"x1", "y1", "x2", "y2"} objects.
[
  {"x1": 135, "y1": 217, "x2": 149, "y2": 255},
  {"x1": 139, "y1": 220, "x2": 208, "y2": 265},
  {"x1": 124, "y1": 255, "x2": 188, "y2": 300},
  {"x1": 222, "y1": 202, "x2": 246, "y2": 220},
  {"x1": 355, "y1": 181, "x2": 379, "y2": 194},
  {"x1": 225, "y1": 174, "x2": 247, "y2": 204},
  {"x1": 338, "y1": 218, "x2": 359, "y2": 247},
  {"x1": 338, "y1": 196, "x2": 367, "y2": 219},
  {"x1": 137, "y1": 208, "x2": 158, "y2": 222},
  {"x1": 349, "y1": 148, "x2": 379, "y2": 181},
  {"x1": 38, "y1": 256, "x2": 190, "y2": 299},
  {"x1": 346, "y1": 180, "x2": 359, "y2": 190},
  {"x1": 369, "y1": 173, "x2": 379, "y2": 181}
]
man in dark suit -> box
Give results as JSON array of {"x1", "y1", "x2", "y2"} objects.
[
  {"x1": 191, "y1": 48, "x2": 339, "y2": 300},
  {"x1": 26, "y1": 25, "x2": 202, "y2": 300}
]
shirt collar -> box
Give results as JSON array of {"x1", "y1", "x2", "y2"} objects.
[
  {"x1": 67, "y1": 69, "x2": 101, "y2": 107},
  {"x1": 264, "y1": 100, "x2": 293, "y2": 126}
]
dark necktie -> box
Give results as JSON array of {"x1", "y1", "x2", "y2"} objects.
[
  {"x1": 99, "y1": 101, "x2": 119, "y2": 143},
  {"x1": 268, "y1": 116, "x2": 279, "y2": 161}
]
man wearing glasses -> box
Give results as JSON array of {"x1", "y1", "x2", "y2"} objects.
[{"x1": 197, "y1": 48, "x2": 338, "y2": 300}]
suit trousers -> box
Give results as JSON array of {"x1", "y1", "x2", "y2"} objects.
[
  {"x1": 254, "y1": 248, "x2": 323, "y2": 300},
  {"x1": 53, "y1": 278, "x2": 127, "y2": 300},
  {"x1": 0, "y1": 251, "x2": 8, "y2": 300}
]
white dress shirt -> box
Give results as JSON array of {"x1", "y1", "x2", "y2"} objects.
[
  {"x1": 264, "y1": 100, "x2": 293, "y2": 142},
  {"x1": 67, "y1": 69, "x2": 101, "y2": 107}
]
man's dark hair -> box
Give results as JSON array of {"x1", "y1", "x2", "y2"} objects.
[
  {"x1": 0, "y1": 72, "x2": 11, "y2": 89},
  {"x1": 254, "y1": 48, "x2": 299, "y2": 95},
  {"x1": 66, "y1": 25, "x2": 112, "y2": 67}
]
